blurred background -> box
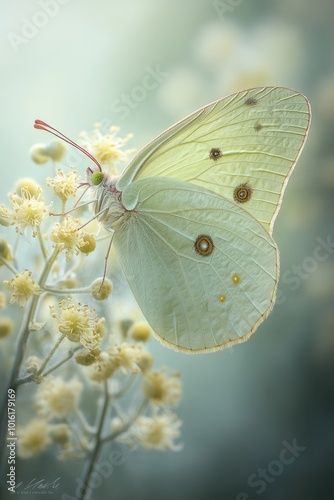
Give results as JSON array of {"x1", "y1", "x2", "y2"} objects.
[{"x1": 1, "y1": 0, "x2": 334, "y2": 499}]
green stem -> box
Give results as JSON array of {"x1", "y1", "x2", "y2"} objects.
[
  {"x1": 101, "y1": 398, "x2": 148, "y2": 444},
  {"x1": 16, "y1": 346, "x2": 81, "y2": 387},
  {"x1": 42, "y1": 285, "x2": 91, "y2": 294},
  {"x1": 37, "y1": 226, "x2": 48, "y2": 260},
  {"x1": 36, "y1": 333, "x2": 66, "y2": 376},
  {"x1": 74, "y1": 409, "x2": 96, "y2": 435},
  {"x1": 79, "y1": 380, "x2": 110, "y2": 500},
  {"x1": 43, "y1": 345, "x2": 80, "y2": 376},
  {"x1": 114, "y1": 375, "x2": 136, "y2": 398},
  {"x1": 0, "y1": 256, "x2": 18, "y2": 274}
]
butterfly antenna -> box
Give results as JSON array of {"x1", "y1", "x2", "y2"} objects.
[{"x1": 34, "y1": 119, "x2": 102, "y2": 171}]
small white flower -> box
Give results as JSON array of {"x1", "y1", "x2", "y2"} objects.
[
  {"x1": 36, "y1": 376, "x2": 83, "y2": 418},
  {"x1": 133, "y1": 412, "x2": 182, "y2": 451},
  {"x1": 79, "y1": 124, "x2": 134, "y2": 174}
]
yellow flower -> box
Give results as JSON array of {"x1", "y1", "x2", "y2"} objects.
[
  {"x1": 15, "y1": 178, "x2": 42, "y2": 198},
  {"x1": 142, "y1": 369, "x2": 181, "y2": 407},
  {"x1": 45, "y1": 140, "x2": 67, "y2": 161},
  {"x1": 30, "y1": 143, "x2": 49, "y2": 164},
  {"x1": 0, "y1": 187, "x2": 48, "y2": 236},
  {"x1": 75, "y1": 347, "x2": 101, "y2": 366},
  {"x1": 24, "y1": 356, "x2": 41, "y2": 375},
  {"x1": 46, "y1": 168, "x2": 79, "y2": 201},
  {"x1": 36, "y1": 376, "x2": 83, "y2": 417},
  {"x1": 0, "y1": 317, "x2": 14, "y2": 338},
  {"x1": 51, "y1": 298, "x2": 99, "y2": 345},
  {"x1": 0, "y1": 240, "x2": 13, "y2": 264},
  {"x1": 50, "y1": 217, "x2": 86, "y2": 261},
  {"x1": 30, "y1": 140, "x2": 66, "y2": 164},
  {"x1": 0, "y1": 292, "x2": 6, "y2": 309},
  {"x1": 95, "y1": 317, "x2": 106, "y2": 340},
  {"x1": 79, "y1": 234, "x2": 96, "y2": 255},
  {"x1": 134, "y1": 413, "x2": 182, "y2": 451},
  {"x1": 87, "y1": 351, "x2": 120, "y2": 381},
  {"x1": 91, "y1": 278, "x2": 113, "y2": 300},
  {"x1": 4, "y1": 269, "x2": 41, "y2": 306},
  {"x1": 79, "y1": 124, "x2": 134, "y2": 174},
  {"x1": 108, "y1": 343, "x2": 143, "y2": 374},
  {"x1": 49, "y1": 423, "x2": 71, "y2": 446},
  {"x1": 130, "y1": 321, "x2": 151, "y2": 342},
  {"x1": 17, "y1": 419, "x2": 51, "y2": 458},
  {"x1": 136, "y1": 351, "x2": 154, "y2": 373}
]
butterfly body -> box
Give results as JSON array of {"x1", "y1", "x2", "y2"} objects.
[{"x1": 91, "y1": 173, "x2": 126, "y2": 230}]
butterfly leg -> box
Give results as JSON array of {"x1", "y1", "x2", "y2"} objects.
[{"x1": 99, "y1": 230, "x2": 115, "y2": 292}]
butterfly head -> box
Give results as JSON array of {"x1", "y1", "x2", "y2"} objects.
[
  {"x1": 91, "y1": 171, "x2": 104, "y2": 186},
  {"x1": 86, "y1": 167, "x2": 105, "y2": 187}
]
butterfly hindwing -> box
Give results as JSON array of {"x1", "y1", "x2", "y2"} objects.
[
  {"x1": 114, "y1": 177, "x2": 278, "y2": 352},
  {"x1": 117, "y1": 87, "x2": 311, "y2": 234}
]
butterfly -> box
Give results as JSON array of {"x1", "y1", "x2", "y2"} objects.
[{"x1": 35, "y1": 86, "x2": 311, "y2": 353}]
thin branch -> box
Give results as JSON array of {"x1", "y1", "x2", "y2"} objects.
[
  {"x1": 79, "y1": 380, "x2": 110, "y2": 500},
  {"x1": 101, "y1": 398, "x2": 148, "y2": 445},
  {"x1": 42, "y1": 285, "x2": 91, "y2": 295},
  {"x1": 43, "y1": 346, "x2": 81, "y2": 376},
  {"x1": 37, "y1": 226, "x2": 48, "y2": 260},
  {"x1": 36, "y1": 333, "x2": 66, "y2": 376},
  {"x1": 0, "y1": 256, "x2": 18, "y2": 275}
]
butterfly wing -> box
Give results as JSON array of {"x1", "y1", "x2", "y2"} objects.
[
  {"x1": 114, "y1": 177, "x2": 278, "y2": 353},
  {"x1": 117, "y1": 87, "x2": 311, "y2": 234}
]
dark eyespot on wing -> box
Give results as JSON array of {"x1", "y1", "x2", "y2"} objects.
[
  {"x1": 194, "y1": 235, "x2": 214, "y2": 256},
  {"x1": 245, "y1": 97, "x2": 257, "y2": 106},
  {"x1": 209, "y1": 148, "x2": 222, "y2": 161},
  {"x1": 234, "y1": 183, "x2": 252, "y2": 203}
]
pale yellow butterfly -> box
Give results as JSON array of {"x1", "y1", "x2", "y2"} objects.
[{"x1": 35, "y1": 86, "x2": 311, "y2": 353}]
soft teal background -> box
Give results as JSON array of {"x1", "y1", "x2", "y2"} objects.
[{"x1": 1, "y1": 0, "x2": 334, "y2": 499}]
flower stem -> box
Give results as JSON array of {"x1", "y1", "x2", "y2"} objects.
[
  {"x1": 42, "y1": 285, "x2": 91, "y2": 294},
  {"x1": 101, "y1": 398, "x2": 148, "y2": 444},
  {"x1": 37, "y1": 226, "x2": 48, "y2": 260},
  {"x1": 43, "y1": 345, "x2": 81, "y2": 376},
  {"x1": 79, "y1": 380, "x2": 110, "y2": 500},
  {"x1": 0, "y1": 256, "x2": 18, "y2": 275},
  {"x1": 36, "y1": 333, "x2": 66, "y2": 376},
  {"x1": 16, "y1": 346, "x2": 81, "y2": 387}
]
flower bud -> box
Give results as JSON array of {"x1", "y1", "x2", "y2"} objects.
[
  {"x1": 91, "y1": 278, "x2": 113, "y2": 300},
  {"x1": 15, "y1": 178, "x2": 41, "y2": 198},
  {"x1": 0, "y1": 317, "x2": 14, "y2": 338},
  {"x1": 130, "y1": 321, "x2": 151, "y2": 342},
  {"x1": 45, "y1": 140, "x2": 66, "y2": 161},
  {"x1": 79, "y1": 234, "x2": 96, "y2": 254},
  {"x1": 30, "y1": 144, "x2": 49, "y2": 164}
]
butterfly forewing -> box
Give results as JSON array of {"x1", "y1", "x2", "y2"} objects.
[{"x1": 117, "y1": 87, "x2": 311, "y2": 234}]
